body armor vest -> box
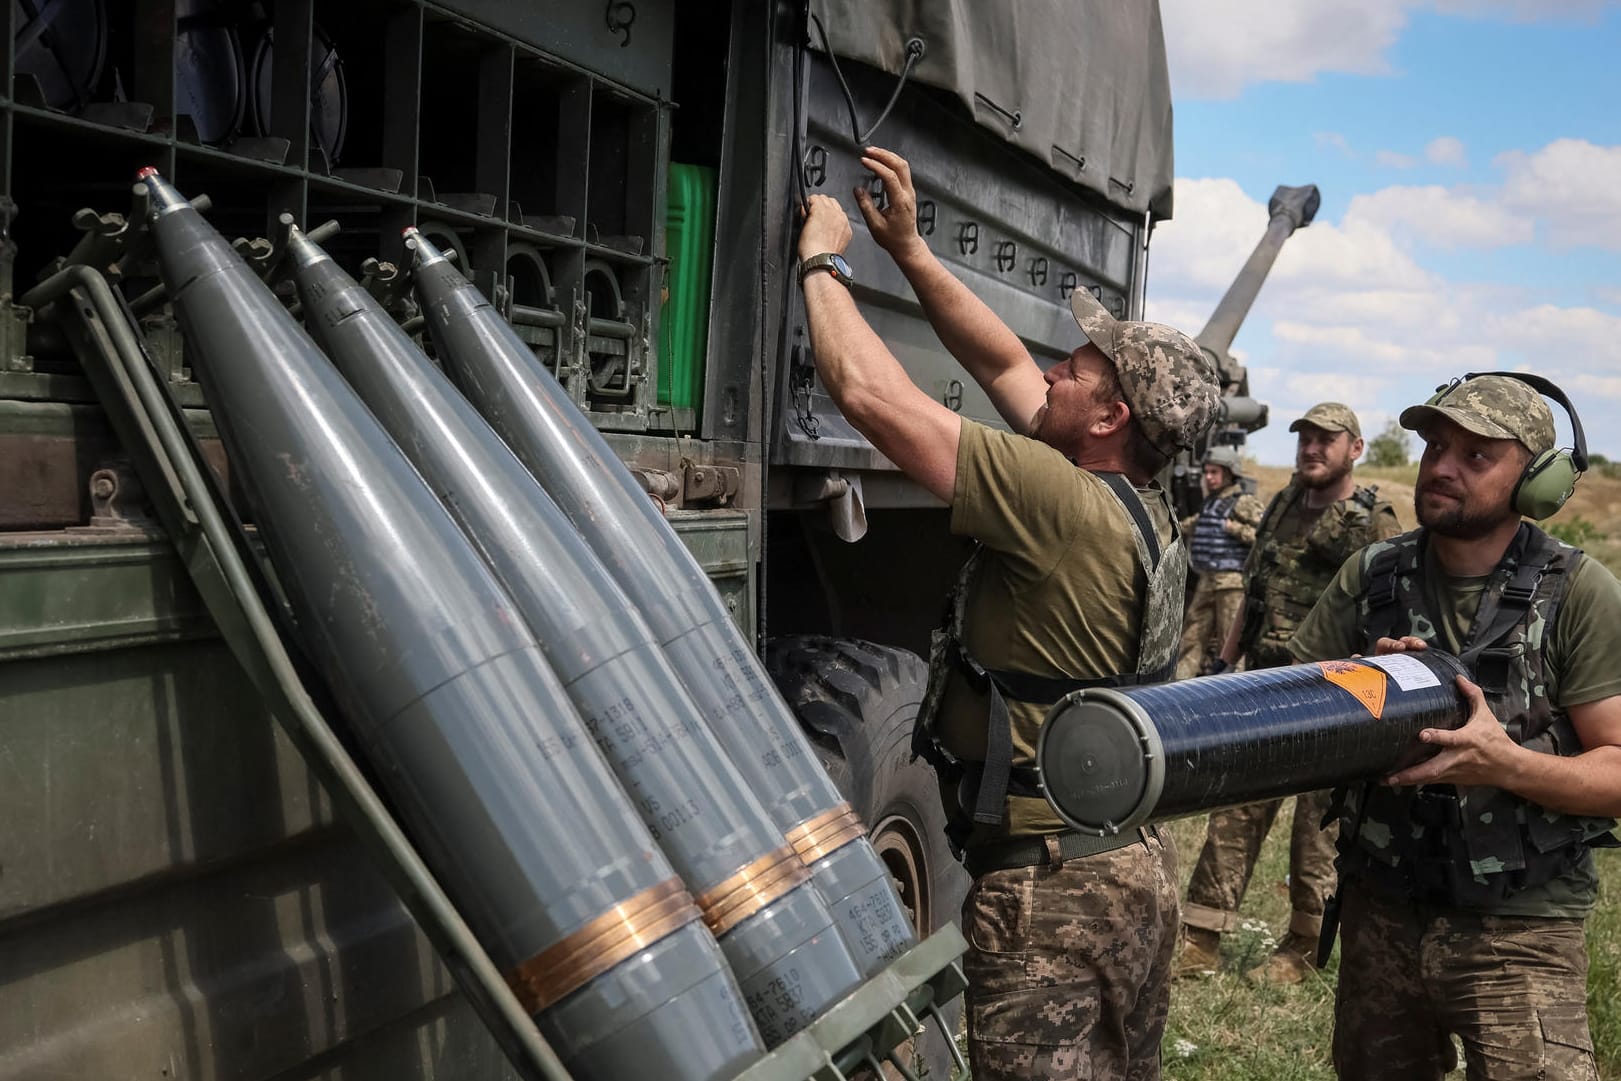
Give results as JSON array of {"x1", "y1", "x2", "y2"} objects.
[
  {"x1": 1189, "y1": 491, "x2": 1249, "y2": 574},
  {"x1": 1241, "y1": 481, "x2": 1384, "y2": 669},
  {"x1": 912, "y1": 472, "x2": 1186, "y2": 842},
  {"x1": 1341, "y1": 524, "x2": 1616, "y2": 908}
]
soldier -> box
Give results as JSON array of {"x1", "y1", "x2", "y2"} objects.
[
  {"x1": 1176, "y1": 402, "x2": 1399, "y2": 982},
  {"x1": 1174, "y1": 445, "x2": 1265, "y2": 680},
  {"x1": 1290, "y1": 374, "x2": 1621, "y2": 1080},
  {"x1": 795, "y1": 148, "x2": 1219, "y2": 1081}
]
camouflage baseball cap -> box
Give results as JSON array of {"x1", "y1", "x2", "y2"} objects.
[
  {"x1": 1398, "y1": 375, "x2": 1555, "y2": 456},
  {"x1": 1288, "y1": 402, "x2": 1362, "y2": 438},
  {"x1": 1070, "y1": 288, "x2": 1220, "y2": 455}
]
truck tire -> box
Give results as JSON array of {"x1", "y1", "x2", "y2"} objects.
[{"x1": 766, "y1": 635, "x2": 970, "y2": 1078}]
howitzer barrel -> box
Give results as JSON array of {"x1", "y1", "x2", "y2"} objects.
[
  {"x1": 1038, "y1": 651, "x2": 1468, "y2": 836},
  {"x1": 1196, "y1": 183, "x2": 1320, "y2": 390},
  {"x1": 406, "y1": 229, "x2": 920, "y2": 975},
  {"x1": 287, "y1": 226, "x2": 862, "y2": 1047},
  {"x1": 138, "y1": 170, "x2": 763, "y2": 1081}
]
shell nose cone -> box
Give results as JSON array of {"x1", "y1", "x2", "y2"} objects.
[
  {"x1": 135, "y1": 167, "x2": 191, "y2": 215},
  {"x1": 402, "y1": 226, "x2": 448, "y2": 268},
  {"x1": 283, "y1": 223, "x2": 329, "y2": 269}
]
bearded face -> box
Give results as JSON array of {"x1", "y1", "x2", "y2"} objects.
[
  {"x1": 1414, "y1": 424, "x2": 1526, "y2": 537},
  {"x1": 1296, "y1": 427, "x2": 1359, "y2": 490}
]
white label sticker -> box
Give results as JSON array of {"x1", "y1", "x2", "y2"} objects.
[{"x1": 1361, "y1": 653, "x2": 1443, "y2": 691}]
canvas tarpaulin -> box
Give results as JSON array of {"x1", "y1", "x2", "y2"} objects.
[{"x1": 809, "y1": 0, "x2": 1175, "y2": 218}]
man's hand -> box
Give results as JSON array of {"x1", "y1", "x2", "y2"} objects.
[
  {"x1": 798, "y1": 194, "x2": 852, "y2": 264},
  {"x1": 1385, "y1": 675, "x2": 1523, "y2": 788},
  {"x1": 854, "y1": 147, "x2": 926, "y2": 261},
  {"x1": 1374, "y1": 635, "x2": 1429, "y2": 655}
]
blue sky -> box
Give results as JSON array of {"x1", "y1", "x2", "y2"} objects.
[{"x1": 1148, "y1": 1, "x2": 1621, "y2": 466}]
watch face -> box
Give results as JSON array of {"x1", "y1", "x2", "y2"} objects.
[{"x1": 830, "y1": 254, "x2": 852, "y2": 281}]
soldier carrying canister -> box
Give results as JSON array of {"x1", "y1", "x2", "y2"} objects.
[{"x1": 1291, "y1": 375, "x2": 1621, "y2": 1079}]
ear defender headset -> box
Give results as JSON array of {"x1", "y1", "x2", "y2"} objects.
[{"x1": 1424, "y1": 371, "x2": 1589, "y2": 520}]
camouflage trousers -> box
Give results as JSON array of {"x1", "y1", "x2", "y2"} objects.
[
  {"x1": 1333, "y1": 879, "x2": 1598, "y2": 1080},
  {"x1": 1183, "y1": 790, "x2": 1338, "y2": 939},
  {"x1": 1175, "y1": 579, "x2": 1244, "y2": 681},
  {"x1": 962, "y1": 830, "x2": 1179, "y2": 1081}
]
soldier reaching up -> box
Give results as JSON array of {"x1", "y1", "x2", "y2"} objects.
[
  {"x1": 1176, "y1": 403, "x2": 1399, "y2": 982},
  {"x1": 796, "y1": 147, "x2": 1219, "y2": 1081}
]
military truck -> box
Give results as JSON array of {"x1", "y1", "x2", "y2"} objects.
[{"x1": 0, "y1": 2, "x2": 1302, "y2": 1078}]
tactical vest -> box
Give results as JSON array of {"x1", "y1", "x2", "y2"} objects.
[
  {"x1": 912, "y1": 472, "x2": 1186, "y2": 842},
  {"x1": 1241, "y1": 481, "x2": 1384, "y2": 669},
  {"x1": 1339, "y1": 524, "x2": 1617, "y2": 908},
  {"x1": 1189, "y1": 491, "x2": 1249, "y2": 574}
]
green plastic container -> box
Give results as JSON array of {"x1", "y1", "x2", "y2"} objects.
[{"x1": 660, "y1": 164, "x2": 717, "y2": 413}]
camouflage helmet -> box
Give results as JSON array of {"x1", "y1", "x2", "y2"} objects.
[
  {"x1": 1071, "y1": 288, "x2": 1220, "y2": 456},
  {"x1": 1398, "y1": 375, "x2": 1555, "y2": 456},
  {"x1": 1202, "y1": 444, "x2": 1244, "y2": 478}
]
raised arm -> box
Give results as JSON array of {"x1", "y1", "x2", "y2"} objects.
[
  {"x1": 855, "y1": 147, "x2": 1048, "y2": 432},
  {"x1": 798, "y1": 194, "x2": 962, "y2": 504}
]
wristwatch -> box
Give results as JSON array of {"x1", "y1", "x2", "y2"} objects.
[{"x1": 800, "y1": 252, "x2": 854, "y2": 287}]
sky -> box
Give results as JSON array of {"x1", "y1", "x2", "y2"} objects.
[{"x1": 1146, "y1": 0, "x2": 1621, "y2": 466}]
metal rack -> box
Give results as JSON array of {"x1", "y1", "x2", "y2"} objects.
[{"x1": 3, "y1": 0, "x2": 669, "y2": 430}]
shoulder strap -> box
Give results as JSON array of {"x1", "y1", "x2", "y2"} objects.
[
  {"x1": 1095, "y1": 471, "x2": 1161, "y2": 571},
  {"x1": 1361, "y1": 534, "x2": 1419, "y2": 646},
  {"x1": 1256, "y1": 481, "x2": 1300, "y2": 542},
  {"x1": 1459, "y1": 524, "x2": 1563, "y2": 668}
]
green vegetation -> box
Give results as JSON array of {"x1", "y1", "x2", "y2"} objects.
[
  {"x1": 1546, "y1": 515, "x2": 1602, "y2": 547},
  {"x1": 1161, "y1": 812, "x2": 1621, "y2": 1080},
  {"x1": 1365, "y1": 420, "x2": 1412, "y2": 468}
]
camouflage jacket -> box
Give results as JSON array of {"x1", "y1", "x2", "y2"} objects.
[
  {"x1": 913, "y1": 472, "x2": 1186, "y2": 833},
  {"x1": 1240, "y1": 479, "x2": 1399, "y2": 669},
  {"x1": 1341, "y1": 524, "x2": 1616, "y2": 908}
]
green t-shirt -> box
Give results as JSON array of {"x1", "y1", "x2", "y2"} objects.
[
  {"x1": 939, "y1": 419, "x2": 1173, "y2": 843},
  {"x1": 1289, "y1": 539, "x2": 1621, "y2": 916}
]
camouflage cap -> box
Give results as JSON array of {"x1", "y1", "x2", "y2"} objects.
[
  {"x1": 1070, "y1": 288, "x2": 1220, "y2": 455},
  {"x1": 1288, "y1": 402, "x2": 1362, "y2": 438},
  {"x1": 1398, "y1": 375, "x2": 1555, "y2": 456}
]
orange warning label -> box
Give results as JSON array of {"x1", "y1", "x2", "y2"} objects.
[{"x1": 1318, "y1": 660, "x2": 1388, "y2": 720}]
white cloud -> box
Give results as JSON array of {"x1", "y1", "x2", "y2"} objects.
[
  {"x1": 1426, "y1": 136, "x2": 1468, "y2": 166},
  {"x1": 1160, "y1": 0, "x2": 1409, "y2": 99},
  {"x1": 1376, "y1": 150, "x2": 1418, "y2": 169},
  {"x1": 1497, "y1": 139, "x2": 1621, "y2": 249},
  {"x1": 1344, "y1": 185, "x2": 1534, "y2": 249},
  {"x1": 1147, "y1": 175, "x2": 1621, "y2": 462},
  {"x1": 1162, "y1": 1, "x2": 1616, "y2": 99},
  {"x1": 1315, "y1": 132, "x2": 1355, "y2": 157},
  {"x1": 1487, "y1": 304, "x2": 1621, "y2": 361},
  {"x1": 1592, "y1": 285, "x2": 1621, "y2": 308}
]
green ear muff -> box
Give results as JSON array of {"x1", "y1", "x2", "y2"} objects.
[
  {"x1": 1514, "y1": 449, "x2": 1579, "y2": 521},
  {"x1": 1427, "y1": 371, "x2": 1587, "y2": 522}
]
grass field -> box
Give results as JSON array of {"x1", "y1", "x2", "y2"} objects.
[
  {"x1": 940, "y1": 463, "x2": 1621, "y2": 1080},
  {"x1": 1155, "y1": 461, "x2": 1621, "y2": 1080}
]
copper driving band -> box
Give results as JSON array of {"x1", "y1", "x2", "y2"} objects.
[
  {"x1": 504, "y1": 877, "x2": 700, "y2": 1013},
  {"x1": 785, "y1": 803, "x2": 867, "y2": 868},
  {"x1": 694, "y1": 844, "x2": 811, "y2": 938}
]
